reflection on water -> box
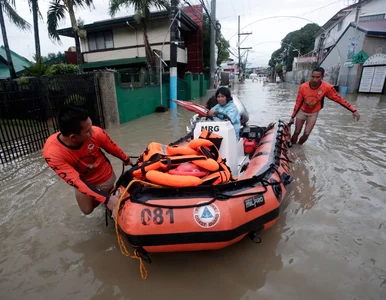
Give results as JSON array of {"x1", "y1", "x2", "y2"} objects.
[{"x1": 1, "y1": 81, "x2": 385, "y2": 300}]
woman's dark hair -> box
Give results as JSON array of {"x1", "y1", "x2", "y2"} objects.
[
  {"x1": 215, "y1": 87, "x2": 232, "y2": 102},
  {"x1": 58, "y1": 106, "x2": 89, "y2": 136},
  {"x1": 206, "y1": 96, "x2": 217, "y2": 109},
  {"x1": 312, "y1": 67, "x2": 325, "y2": 76}
]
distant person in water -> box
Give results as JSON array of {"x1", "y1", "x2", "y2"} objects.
[
  {"x1": 208, "y1": 87, "x2": 241, "y2": 140},
  {"x1": 289, "y1": 67, "x2": 360, "y2": 145}
]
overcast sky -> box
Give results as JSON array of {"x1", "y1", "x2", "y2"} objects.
[{"x1": 2, "y1": 0, "x2": 354, "y2": 67}]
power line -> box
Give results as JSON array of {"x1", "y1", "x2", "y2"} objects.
[
  {"x1": 227, "y1": 0, "x2": 345, "y2": 42},
  {"x1": 198, "y1": 0, "x2": 217, "y2": 30},
  {"x1": 299, "y1": 0, "x2": 342, "y2": 16},
  {"x1": 230, "y1": 0, "x2": 236, "y2": 16}
]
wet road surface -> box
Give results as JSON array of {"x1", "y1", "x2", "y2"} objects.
[{"x1": 1, "y1": 81, "x2": 385, "y2": 300}]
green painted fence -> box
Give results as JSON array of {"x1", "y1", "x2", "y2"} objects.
[
  {"x1": 115, "y1": 72, "x2": 210, "y2": 124},
  {"x1": 185, "y1": 73, "x2": 204, "y2": 100},
  {"x1": 115, "y1": 74, "x2": 169, "y2": 123}
]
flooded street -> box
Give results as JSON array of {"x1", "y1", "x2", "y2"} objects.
[{"x1": 1, "y1": 81, "x2": 385, "y2": 300}]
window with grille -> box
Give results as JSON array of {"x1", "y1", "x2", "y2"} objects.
[{"x1": 88, "y1": 31, "x2": 114, "y2": 51}]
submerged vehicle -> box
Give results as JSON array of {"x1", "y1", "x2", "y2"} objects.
[{"x1": 112, "y1": 100, "x2": 293, "y2": 279}]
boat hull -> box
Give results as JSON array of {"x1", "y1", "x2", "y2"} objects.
[{"x1": 115, "y1": 120, "x2": 292, "y2": 253}]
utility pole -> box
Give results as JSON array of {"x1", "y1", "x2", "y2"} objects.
[
  {"x1": 244, "y1": 49, "x2": 249, "y2": 72},
  {"x1": 355, "y1": 0, "x2": 362, "y2": 23},
  {"x1": 238, "y1": 16, "x2": 241, "y2": 79},
  {"x1": 244, "y1": 49, "x2": 252, "y2": 69},
  {"x1": 209, "y1": 0, "x2": 216, "y2": 89},
  {"x1": 237, "y1": 15, "x2": 252, "y2": 82},
  {"x1": 170, "y1": 0, "x2": 179, "y2": 109}
]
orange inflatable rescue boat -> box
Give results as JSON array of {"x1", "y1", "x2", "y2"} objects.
[{"x1": 112, "y1": 104, "x2": 292, "y2": 279}]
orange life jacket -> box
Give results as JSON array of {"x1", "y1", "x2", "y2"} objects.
[
  {"x1": 133, "y1": 137, "x2": 232, "y2": 187},
  {"x1": 132, "y1": 155, "x2": 218, "y2": 180},
  {"x1": 137, "y1": 142, "x2": 199, "y2": 163},
  {"x1": 198, "y1": 128, "x2": 223, "y2": 150}
]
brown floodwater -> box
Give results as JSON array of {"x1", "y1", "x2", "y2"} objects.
[{"x1": 1, "y1": 81, "x2": 385, "y2": 300}]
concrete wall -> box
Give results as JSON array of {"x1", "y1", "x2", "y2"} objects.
[
  {"x1": 319, "y1": 12, "x2": 356, "y2": 50},
  {"x1": 83, "y1": 45, "x2": 187, "y2": 64},
  {"x1": 285, "y1": 69, "x2": 313, "y2": 84},
  {"x1": 81, "y1": 20, "x2": 169, "y2": 52},
  {"x1": 361, "y1": 36, "x2": 386, "y2": 57},
  {"x1": 321, "y1": 27, "x2": 366, "y2": 91},
  {"x1": 113, "y1": 27, "x2": 142, "y2": 49},
  {"x1": 321, "y1": 29, "x2": 386, "y2": 93},
  {"x1": 184, "y1": 73, "x2": 201, "y2": 100},
  {"x1": 95, "y1": 71, "x2": 208, "y2": 126},
  {"x1": 359, "y1": 0, "x2": 386, "y2": 19},
  {"x1": 95, "y1": 71, "x2": 120, "y2": 128},
  {"x1": 115, "y1": 73, "x2": 170, "y2": 123},
  {"x1": 359, "y1": 37, "x2": 386, "y2": 94},
  {"x1": 84, "y1": 48, "x2": 144, "y2": 62}
]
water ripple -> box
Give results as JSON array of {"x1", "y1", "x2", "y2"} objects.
[{"x1": 1, "y1": 82, "x2": 385, "y2": 300}]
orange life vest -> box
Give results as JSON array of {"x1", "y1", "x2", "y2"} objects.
[
  {"x1": 137, "y1": 142, "x2": 199, "y2": 163},
  {"x1": 132, "y1": 137, "x2": 232, "y2": 187}
]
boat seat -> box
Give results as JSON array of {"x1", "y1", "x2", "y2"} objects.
[
  {"x1": 240, "y1": 125, "x2": 265, "y2": 142},
  {"x1": 193, "y1": 119, "x2": 243, "y2": 175}
]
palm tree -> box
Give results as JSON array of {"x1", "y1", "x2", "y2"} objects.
[
  {"x1": 47, "y1": 0, "x2": 94, "y2": 72},
  {"x1": 28, "y1": 0, "x2": 42, "y2": 59},
  {"x1": 109, "y1": 0, "x2": 170, "y2": 81},
  {"x1": 0, "y1": 0, "x2": 31, "y2": 79}
]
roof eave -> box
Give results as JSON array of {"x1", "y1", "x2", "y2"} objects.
[
  {"x1": 178, "y1": 10, "x2": 198, "y2": 31},
  {"x1": 57, "y1": 9, "x2": 198, "y2": 37},
  {"x1": 57, "y1": 11, "x2": 170, "y2": 37},
  {"x1": 349, "y1": 22, "x2": 369, "y2": 34},
  {"x1": 366, "y1": 32, "x2": 386, "y2": 37}
]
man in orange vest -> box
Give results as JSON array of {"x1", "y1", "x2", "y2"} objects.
[
  {"x1": 289, "y1": 67, "x2": 360, "y2": 145},
  {"x1": 43, "y1": 106, "x2": 131, "y2": 216}
]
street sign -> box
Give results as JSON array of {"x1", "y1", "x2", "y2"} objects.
[{"x1": 353, "y1": 50, "x2": 369, "y2": 64}]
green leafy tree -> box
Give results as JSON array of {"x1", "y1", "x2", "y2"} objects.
[
  {"x1": 47, "y1": 0, "x2": 95, "y2": 72},
  {"x1": 202, "y1": 14, "x2": 229, "y2": 72},
  {"x1": 109, "y1": 0, "x2": 170, "y2": 80},
  {"x1": 42, "y1": 51, "x2": 66, "y2": 63},
  {"x1": 268, "y1": 23, "x2": 319, "y2": 72},
  {"x1": 50, "y1": 63, "x2": 79, "y2": 74},
  {"x1": 23, "y1": 56, "x2": 51, "y2": 77},
  {"x1": 0, "y1": 0, "x2": 31, "y2": 79}
]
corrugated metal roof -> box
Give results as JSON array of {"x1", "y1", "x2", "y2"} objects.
[{"x1": 0, "y1": 46, "x2": 32, "y2": 79}]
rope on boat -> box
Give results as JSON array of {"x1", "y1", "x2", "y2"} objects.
[{"x1": 114, "y1": 179, "x2": 163, "y2": 280}]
